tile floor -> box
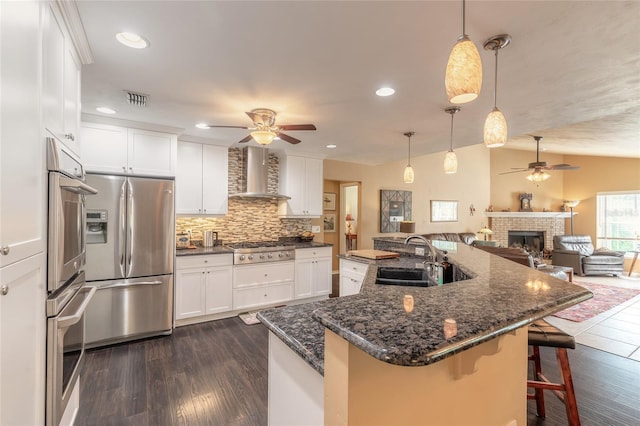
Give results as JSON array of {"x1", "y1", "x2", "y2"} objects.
[{"x1": 546, "y1": 274, "x2": 640, "y2": 361}]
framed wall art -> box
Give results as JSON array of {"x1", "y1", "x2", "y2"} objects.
[
  {"x1": 323, "y1": 214, "x2": 336, "y2": 232},
  {"x1": 323, "y1": 192, "x2": 336, "y2": 211},
  {"x1": 380, "y1": 190, "x2": 412, "y2": 233},
  {"x1": 430, "y1": 200, "x2": 458, "y2": 222}
]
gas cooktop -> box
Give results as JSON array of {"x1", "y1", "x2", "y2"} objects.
[
  {"x1": 227, "y1": 241, "x2": 296, "y2": 264},
  {"x1": 226, "y1": 241, "x2": 293, "y2": 249}
]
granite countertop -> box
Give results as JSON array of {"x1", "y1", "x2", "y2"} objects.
[
  {"x1": 257, "y1": 240, "x2": 592, "y2": 375},
  {"x1": 175, "y1": 246, "x2": 233, "y2": 256}
]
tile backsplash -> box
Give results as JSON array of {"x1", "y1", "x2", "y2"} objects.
[{"x1": 176, "y1": 147, "x2": 311, "y2": 244}]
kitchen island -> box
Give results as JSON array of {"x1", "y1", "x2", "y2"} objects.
[{"x1": 257, "y1": 239, "x2": 592, "y2": 425}]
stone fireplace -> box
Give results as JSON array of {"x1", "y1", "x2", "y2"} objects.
[{"x1": 485, "y1": 212, "x2": 572, "y2": 251}]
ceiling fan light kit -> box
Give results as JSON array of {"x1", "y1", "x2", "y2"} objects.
[
  {"x1": 444, "y1": 106, "x2": 461, "y2": 174},
  {"x1": 445, "y1": 0, "x2": 482, "y2": 104},
  {"x1": 250, "y1": 130, "x2": 276, "y2": 145},
  {"x1": 483, "y1": 34, "x2": 511, "y2": 148},
  {"x1": 403, "y1": 131, "x2": 415, "y2": 183}
]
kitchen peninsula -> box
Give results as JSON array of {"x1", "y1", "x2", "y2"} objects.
[{"x1": 257, "y1": 238, "x2": 592, "y2": 425}]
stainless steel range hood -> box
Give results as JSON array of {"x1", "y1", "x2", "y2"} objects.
[{"x1": 229, "y1": 146, "x2": 290, "y2": 200}]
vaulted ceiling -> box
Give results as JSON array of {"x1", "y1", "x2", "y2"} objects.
[{"x1": 78, "y1": 1, "x2": 640, "y2": 165}]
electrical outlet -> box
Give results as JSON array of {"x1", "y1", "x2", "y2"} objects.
[
  {"x1": 415, "y1": 247, "x2": 425, "y2": 256},
  {"x1": 312, "y1": 226, "x2": 320, "y2": 233}
]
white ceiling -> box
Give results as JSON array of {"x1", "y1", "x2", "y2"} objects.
[{"x1": 77, "y1": 1, "x2": 640, "y2": 165}]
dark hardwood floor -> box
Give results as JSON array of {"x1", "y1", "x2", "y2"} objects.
[{"x1": 78, "y1": 317, "x2": 640, "y2": 426}]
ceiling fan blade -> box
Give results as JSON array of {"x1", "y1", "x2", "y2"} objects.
[
  {"x1": 277, "y1": 132, "x2": 301, "y2": 144},
  {"x1": 237, "y1": 134, "x2": 253, "y2": 144},
  {"x1": 546, "y1": 164, "x2": 580, "y2": 170},
  {"x1": 278, "y1": 124, "x2": 317, "y2": 131},
  {"x1": 205, "y1": 125, "x2": 250, "y2": 129},
  {"x1": 499, "y1": 169, "x2": 530, "y2": 175}
]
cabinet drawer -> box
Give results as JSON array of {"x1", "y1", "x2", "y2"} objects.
[
  {"x1": 177, "y1": 254, "x2": 233, "y2": 269},
  {"x1": 296, "y1": 246, "x2": 332, "y2": 260},
  {"x1": 233, "y1": 282, "x2": 293, "y2": 310},
  {"x1": 233, "y1": 262, "x2": 295, "y2": 288},
  {"x1": 340, "y1": 259, "x2": 369, "y2": 277}
]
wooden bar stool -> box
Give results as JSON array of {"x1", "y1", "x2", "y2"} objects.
[{"x1": 527, "y1": 319, "x2": 581, "y2": 426}]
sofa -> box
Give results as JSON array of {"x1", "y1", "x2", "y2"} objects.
[
  {"x1": 422, "y1": 232, "x2": 477, "y2": 245},
  {"x1": 552, "y1": 235, "x2": 624, "y2": 276}
]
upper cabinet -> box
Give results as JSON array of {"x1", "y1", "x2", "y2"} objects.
[
  {"x1": 79, "y1": 123, "x2": 178, "y2": 177},
  {"x1": 176, "y1": 141, "x2": 228, "y2": 215},
  {"x1": 42, "y1": 2, "x2": 81, "y2": 155},
  {"x1": 278, "y1": 154, "x2": 323, "y2": 218}
]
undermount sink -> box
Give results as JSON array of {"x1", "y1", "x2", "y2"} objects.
[{"x1": 375, "y1": 264, "x2": 471, "y2": 288}]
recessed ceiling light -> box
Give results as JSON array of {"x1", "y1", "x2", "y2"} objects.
[
  {"x1": 376, "y1": 87, "x2": 395, "y2": 97},
  {"x1": 96, "y1": 106, "x2": 116, "y2": 114},
  {"x1": 116, "y1": 32, "x2": 149, "y2": 49},
  {"x1": 195, "y1": 123, "x2": 210, "y2": 129},
  {"x1": 326, "y1": 144, "x2": 337, "y2": 149}
]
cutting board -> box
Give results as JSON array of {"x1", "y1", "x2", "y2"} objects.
[{"x1": 348, "y1": 249, "x2": 400, "y2": 260}]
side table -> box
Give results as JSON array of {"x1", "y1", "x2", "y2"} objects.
[
  {"x1": 345, "y1": 233, "x2": 357, "y2": 251},
  {"x1": 628, "y1": 251, "x2": 639, "y2": 277},
  {"x1": 537, "y1": 265, "x2": 574, "y2": 283}
]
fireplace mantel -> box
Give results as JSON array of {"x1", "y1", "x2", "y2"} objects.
[{"x1": 485, "y1": 212, "x2": 574, "y2": 218}]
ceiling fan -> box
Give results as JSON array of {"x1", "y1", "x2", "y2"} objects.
[
  {"x1": 201, "y1": 108, "x2": 316, "y2": 145},
  {"x1": 500, "y1": 135, "x2": 580, "y2": 182}
]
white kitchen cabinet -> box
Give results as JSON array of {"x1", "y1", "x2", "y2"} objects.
[
  {"x1": 42, "y1": 2, "x2": 81, "y2": 154},
  {"x1": 339, "y1": 258, "x2": 368, "y2": 296},
  {"x1": 175, "y1": 254, "x2": 233, "y2": 322},
  {"x1": 278, "y1": 154, "x2": 323, "y2": 217},
  {"x1": 233, "y1": 262, "x2": 294, "y2": 310},
  {"x1": 295, "y1": 247, "x2": 332, "y2": 299},
  {"x1": 0, "y1": 253, "x2": 46, "y2": 426},
  {"x1": 176, "y1": 142, "x2": 228, "y2": 215},
  {"x1": 1, "y1": 0, "x2": 45, "y2": 268},
  {"x1": 79, "y1": 123, "x2": 177, "y2": 176}
]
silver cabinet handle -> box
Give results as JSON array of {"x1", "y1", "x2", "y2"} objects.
[
  {"x1": 1, "y1": 245, "x2": 9, "y2": 255},
  {"x1": 64, "y1": 133, "x2": 75, "y2": 141},
  {"x1": 1, "y1": 285, "x2": 8, "y2": 296},
  {"x1": 129, "y1": 167, "x2": 133, "y2": 172},
  {"x1": 122, "y1": 166, "x2": 126, "y2": 171}
]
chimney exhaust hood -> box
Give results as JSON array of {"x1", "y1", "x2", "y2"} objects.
[{"x1": 229, "y1": 146, "x2": 290, "y2": 200}]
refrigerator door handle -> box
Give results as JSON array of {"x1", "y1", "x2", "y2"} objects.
[
  {"x1": 95, "y1": 280, "x2": 163, "y2": 290},
  {"x1": 118, "y1": 180, "x2": 127, "y2": 278},
  {"x1": 126, "y1": 179, "x2": 134, "y2": 275}
]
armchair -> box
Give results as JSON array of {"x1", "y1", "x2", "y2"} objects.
[{"x1": 552, "y1": 235, "x2": 624, "y2": 276}]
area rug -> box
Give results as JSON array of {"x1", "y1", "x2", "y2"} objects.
[{"x1": 552, "y1": 281, "x2": 640, "y2": 322}]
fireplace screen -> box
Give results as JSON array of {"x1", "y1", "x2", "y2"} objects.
[{"x1": 508, "y1": 231, "x2": 544, "y2": 254}]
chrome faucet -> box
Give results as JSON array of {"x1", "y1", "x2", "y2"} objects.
[{"x1": 403, "y1": 235, "x2": 438, "y2": 261}]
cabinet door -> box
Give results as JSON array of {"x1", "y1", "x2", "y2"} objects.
[
  {"x1": 283, "y1": 155, "x2": 306, "y2": 215},
  {"x1": 340, "y1": 274, "x2": 361, "y2": 297},
  {"x1": 304, "y1": 157, "x2": 323, "y2": 216},
  {"x1": 62, "y1": 42, "x2": 81, "y2": 153},
  {"x1": 175, "y1": 268, "x2": 206, "y2": 320},
  {"x1": 294, "y1": 259, "x2": 314, "y2": 299},
  {"x1": 1, "y1": 0, "x2": 44, "y2": 267},
  {"x1": 313, "y1": 257, "x2": 332, "y2": 296},
  {"x1": 127, "y1": 129, "x2": 177, "y2": 176},
  {"x1": 176, "y1": 142, "x2": 204, "y2": 214},
  {"x1": 79, "y1": 123, "x2": 129, "y2": 173},
  {"x1": 42, "y1": 2, "x2": 65, "y2": 139},
  {"x1": 204, "y1": 266, "x2": 233, "y2": 314},
  {"x1": 202, "y1": 144, "x2": 228, "y2": 215},
  {"x1": 1, "y1": 254, "x2": 46, "y2": 426}
]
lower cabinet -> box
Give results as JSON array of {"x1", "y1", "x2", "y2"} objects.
[
  {"x1": 339, "y1": 258, "x2": 368, "y2": 296},
  {"x1": 295, "y1": 247, "x2": 332, "y2": 299},
  {"x1": 175, "y1": 254, "x2": 233, "y2": 321},
  {"x1": 233, "y1": 262, "x2": 294, "y2": 310}
]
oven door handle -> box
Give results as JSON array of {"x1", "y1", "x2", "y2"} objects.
[
  {"x1": 57, "y1": 287, "x2": 97, "y2": 329},
  {"x1": 96, "y1": 280, "x2": 163, "y2": 290},
  {"x1": 59, "y1": 175, "x2": 98, "y2": 195}
]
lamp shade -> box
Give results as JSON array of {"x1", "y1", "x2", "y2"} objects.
[
  {"x1": 399, "y1": 221, "x2": 416, "y2": 233},
  {"x1": 564, "y1": 200, "x2": 580, "y2": 208},
  {"x1": 250, "y1": 130, "x2": 276, "y2": 145},
  {"x1": 443, "y1": 151, "x2": 458, "y2": 174},
  {"x1": 345, "y1": 214, "x2": 354, "y2": 221},
  {"x1": 403, "y1": 165, "x2": 414, "y2": 183},
  {"x1": 445, "y1": 36, "x2": 483, "y2": 104},
  {"x1": 526, "y1": 170, "x2": 551, "y2": 182},
  {"x1": 483, "y1": 107, "x2": 507, "y2": 148}
]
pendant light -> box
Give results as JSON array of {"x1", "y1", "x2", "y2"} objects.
[
  {"x1": 403, "y1": 131, "x2": 415, "y2": 183},
  {"x1": 444, "y1": 106, "x2": 460, "y2": 174},
  {"x1": 445, "y1": 0, "x2": 482, "y2": 104},
  {"x1": 483, "y1": 34, "x2": 511, "y2": 148}
]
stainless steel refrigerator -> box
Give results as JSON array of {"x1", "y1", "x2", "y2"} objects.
[{"x1": 83, "y1": 173, "x2": 174, "y2": 347}]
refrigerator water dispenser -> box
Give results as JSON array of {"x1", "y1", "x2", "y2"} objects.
[{"x1": 86, "y1": 209, "x2": 107, "y2": 244}]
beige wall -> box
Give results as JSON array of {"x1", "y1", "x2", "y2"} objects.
[
  {"x1": 323, "y1": 180, "x2": 342, "y2": 270},
  {"x1": 324, "y1": 144, "x2": 491, "y2": 250}
]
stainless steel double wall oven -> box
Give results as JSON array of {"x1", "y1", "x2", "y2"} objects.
[{"x1": 46, "y1": 137, "x2": 98, "y2": 426}]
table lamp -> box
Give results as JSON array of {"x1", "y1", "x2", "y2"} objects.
[
  {"x1": 478, "y1": 225, "x2": 493, "y2": 241},
  {"x1": 345, "y1": 214, "x2": 354, "y2": 234}
]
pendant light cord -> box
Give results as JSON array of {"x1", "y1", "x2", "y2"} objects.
[
  {"x1": 408, "y1": 135, "x2": 411, "y2": 166},
  {"x1": 493, "y1": 48, "x2": 499, "y2": 108},
  {"x1": 461, "y1": 0, "x2": 466, "y2": 36},
  {"x1": 449, "y1": 112, "x2": 455, "y2": 152}
]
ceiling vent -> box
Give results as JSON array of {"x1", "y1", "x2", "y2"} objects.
[{"x1": 125, "y1": 90, "x2": 148, "y2": 107}]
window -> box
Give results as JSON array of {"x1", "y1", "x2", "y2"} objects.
[{"x1": 596, "y1": 191, "x2": 640, "y2": 252}]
